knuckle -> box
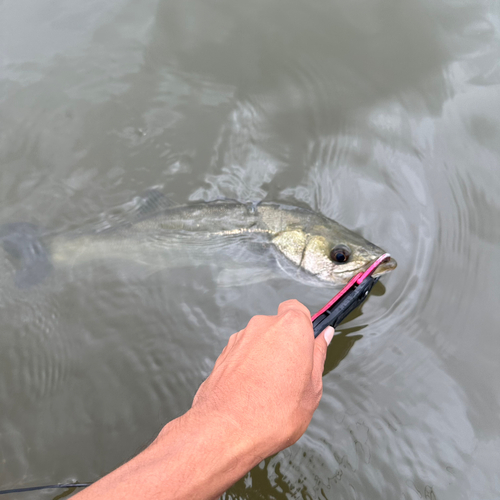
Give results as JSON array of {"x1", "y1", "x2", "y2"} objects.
[
  {"x1": 227, "y1": 332, "x2": 239, "y2": 346},
  {"x1": 279, "y1": 299, "x2": 310, "y2": 316},
  {"x1": 246, "y1": 314, "x2": 267, "y2": 330},
  {"x1": 245, "y1": 315, "x2": 275, "y2": 339},
  {"x1": 276, "y1": 308, "x2": 313, "y2": 341},
  {"x1": 279, "y1": 307, "x2": 310, "y2": 325}
]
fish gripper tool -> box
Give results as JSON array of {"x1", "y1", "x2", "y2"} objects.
[{"x1": 312, "y1": 253, "x2": 391, "y2": 338}]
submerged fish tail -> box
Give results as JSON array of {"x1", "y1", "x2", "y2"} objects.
[{"x1": 0, "y1": 222, "x2": 52, "y2": 287}]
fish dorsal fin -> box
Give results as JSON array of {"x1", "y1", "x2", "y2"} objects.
[{"x1": 136, "y1": 189, "x2": 178, "y2": 216}]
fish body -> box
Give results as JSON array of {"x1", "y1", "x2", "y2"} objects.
[{"x1": 1, "y1": 195, "x2": 396, "y2": 287}]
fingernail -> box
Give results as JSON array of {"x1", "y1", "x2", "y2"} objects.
[{"x1": 323, "y1": 326, "x2": 334, "y2": 346}]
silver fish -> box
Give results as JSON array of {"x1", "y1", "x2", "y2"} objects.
[{"x1": 0, "y1": 192, "x2": 396, "y2": 287}]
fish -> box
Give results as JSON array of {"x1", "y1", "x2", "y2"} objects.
[{"x1": 0, "y1": 190, "x2": 396, "y2": 288}]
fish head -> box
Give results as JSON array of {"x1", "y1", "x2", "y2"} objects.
[{"x1": 271, "y1": 221, "x2": 397, "y2": 286}]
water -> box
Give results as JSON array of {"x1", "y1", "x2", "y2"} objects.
[{"x1": 1, "y1": 0, "x2": 499, "y2": 498}]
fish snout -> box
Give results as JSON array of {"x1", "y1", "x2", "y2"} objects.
[{"x1": 372, "y1": 255, "x2": 397, "y2": 277}]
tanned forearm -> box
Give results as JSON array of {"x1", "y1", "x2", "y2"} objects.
[
  {"x1": 73, "y1": 300, "x2": 332, "y2": 500},
  {"x1": 73, "y1": 408, "x2": 262, "y2": 500}
]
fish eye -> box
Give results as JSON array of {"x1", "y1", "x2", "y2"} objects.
[{"x1": 330, "y1": 244, "x2": 351, "y2": 263}]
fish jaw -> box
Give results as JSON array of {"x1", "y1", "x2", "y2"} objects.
[{"x1": 371, "y1": 255, "x2": 397, "y2": 277}]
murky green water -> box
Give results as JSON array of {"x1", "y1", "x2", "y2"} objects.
[{"x1": 1, "y1": 0, "x2": 500, "y2": 498}]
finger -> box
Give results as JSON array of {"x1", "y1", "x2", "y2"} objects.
[
  {"x1": 277, "y1": 299, "x2": 311, "y2": 320},
  {"x1": 312, "y1": 326, "x2": 334, "y2": 383}
]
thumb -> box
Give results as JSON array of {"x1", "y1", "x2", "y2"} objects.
[{"x1": 312, "y1": 326, "x2": 334, "y2": 382}]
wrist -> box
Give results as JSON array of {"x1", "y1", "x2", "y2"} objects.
[
  {"x1": 152, "y1": 407, "x2": 265, "y2": 498},
  {"x1": 74, "y1": 408, "x2": 266, "y2": 500}
]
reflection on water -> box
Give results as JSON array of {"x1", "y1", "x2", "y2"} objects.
[{"x1": 1, "y1": 0, "x2": 500, "y2": 498}]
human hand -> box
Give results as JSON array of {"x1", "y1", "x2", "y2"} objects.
[
  {"x1": 191, "y1": 299, "x2": 334, "y2": 459},
  {"x1": 72, "y1": 300, "x2": 334, "y2": 500}
]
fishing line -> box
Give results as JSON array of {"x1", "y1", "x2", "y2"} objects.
[{"x1": 0, "y1": 483, "x2": 92, "y2": 495}]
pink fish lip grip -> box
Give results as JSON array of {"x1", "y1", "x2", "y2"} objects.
[{"x1": 311, "y1": 253, "x2": 391, "y2": 337}]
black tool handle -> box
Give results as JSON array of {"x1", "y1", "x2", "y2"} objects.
[{"x1": 312, "y1": 277, "x2": 379, "y2": 337}]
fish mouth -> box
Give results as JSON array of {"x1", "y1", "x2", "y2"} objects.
[
  {"x1": 334, "y1": 256, "x2": 397, "y2": 284},
  {"x1": 371, "y1": 256, "x2": 397, "y2": 277}
]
